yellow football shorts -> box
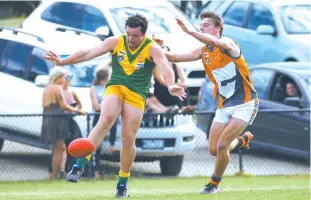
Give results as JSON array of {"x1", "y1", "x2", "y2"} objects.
[{"x1": 104, "y1": 85, "x2": 145, "y2": 111}]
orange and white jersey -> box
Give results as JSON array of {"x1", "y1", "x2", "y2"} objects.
[{"x1": 201, "y1": 45, "x2": 257, "y2": 109}]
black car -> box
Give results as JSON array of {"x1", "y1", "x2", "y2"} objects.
[{"x1": 196, "y1": 62, "x2": 310, "y2": 159}]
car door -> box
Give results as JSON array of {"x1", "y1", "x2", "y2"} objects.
[
  {"x1": 222, "y1": 1, "x2": 253, "y2": 63},
  {"x1": 244, "y1": 3, "x2": 281, "y2": 64},
  {"x1": 268, "y1": 73, "x2": 310, "y2": 155},
  {"x1": 0, "y1": 41, "x2": 42, "y2": 136},
  {"x1": 249, "y1": 69, "x2": 309, "y2": 156}
]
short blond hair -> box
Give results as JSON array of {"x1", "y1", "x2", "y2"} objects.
[{"x1": 200, "y1": 11, "x2": 224, "y2": 36}]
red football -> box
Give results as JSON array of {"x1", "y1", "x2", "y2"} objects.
[{"x1": 68, "y1": 138, "x2": 95, "y2": 158}]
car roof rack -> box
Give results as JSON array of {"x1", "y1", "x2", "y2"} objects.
[
  {"x1": 0, "y1": 27, "x2": 45, "y2": 42},
  {"x1": 55, "y1": 27, "x2": 106, "y2": 41}
]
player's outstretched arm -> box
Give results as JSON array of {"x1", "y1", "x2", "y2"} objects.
[
  {"x1": 165, "y1": 46, "x2": 203, "y2": 63},
  {"x1": 44, "y1": 36, "x2": 119, "y2": 66},
  {"x1": 176, "y1": 18, "x2": 236, "y2": 51},
  {"x1": 152, "y1": 34, "x2": 202, "y2": 63},
  {"x1": 150, "y1": 44, "x2": 187, "y2": 101}
]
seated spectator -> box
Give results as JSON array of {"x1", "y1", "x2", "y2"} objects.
[
  {"x1": 285, "y1": 82, "x2": 299, "y2": 98},
  {"x1": 153, "y1": 46, "x2": 196, "y2": 113},
  {"x1": 145, "y1": 95, "x2": 180, "y2": 113}
]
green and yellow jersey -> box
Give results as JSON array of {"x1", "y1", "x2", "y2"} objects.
[{"x1": 107, "y1": 35, "x2": 156, "y2": 100}]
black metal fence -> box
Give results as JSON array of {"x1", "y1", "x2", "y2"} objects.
[{"x1": 0, "y1": 110, "x2": 309, "y2": 181}]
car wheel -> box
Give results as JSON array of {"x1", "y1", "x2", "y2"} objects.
[
  {"x1": 0, "y1": 139, "x2": 4, "y2": 152},
  {"x1": 160, "y1": 155, "x2": 183, "y2": 176}
]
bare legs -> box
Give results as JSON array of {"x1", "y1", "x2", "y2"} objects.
[
  {"x1": 208, "y1": 118, "x2": 248, "y2": 178},
  {"x1": 51, "y1": 140, "x2": 66, "y2": 178},
  {"x1": 88, "y1": 95, "x2": 122, "y2": 149},
  {"x1": 119, "y1": 102, "x2": 144, "y2": 173}
]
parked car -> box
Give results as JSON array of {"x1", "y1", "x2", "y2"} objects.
[
  {"x1": 193, "y1": 0, "x2": 311, "y2": 65},
  {"x1": 0, "y1": 26, "x2": 106, "y2": 148},
  {"x1": 0, "y1": 27, "x2": 200, "y2": 175},
  {"x1": 21, "y1": 0, "x2": 207, "y2": 104},
  {"x1": 196, "y1": 62, "x2": 310, "y2": 159}
]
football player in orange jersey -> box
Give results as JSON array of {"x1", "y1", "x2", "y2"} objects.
[{"x1": 154, "y1": 11, "x2": 258, "y2": 194}]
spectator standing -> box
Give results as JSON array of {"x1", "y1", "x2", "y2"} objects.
[
  {"x1": 62, "y1": 71, "x2": 84, "y2": 174},
  {"x1": 41, "y1": 67, "x2": 84, "y2": 179}
]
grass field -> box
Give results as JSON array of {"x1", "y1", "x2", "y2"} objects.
[
  {"x1": 0, "y1": 175, "x2": 309, "y2": 200},
  {"x1": 0, "y1": 17, "x2": 24, "y2": 28}
]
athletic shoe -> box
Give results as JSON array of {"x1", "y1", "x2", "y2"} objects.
[
  {"x1": 115, "y1": 185, "x2": 129, "y2": 198},
  {"x1": 66, "y1": 164, "x2": 84, "y2": 183},
  {"x1": 200, "y1": 183, "x2": 221, "y2": 194},
  {"x1": 240, "y1": 131, "x2": 253, "y2": 149}
]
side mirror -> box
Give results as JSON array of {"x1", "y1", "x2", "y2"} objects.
[
  {"x1": 35, "y1": 75, "x2": 49, "y2": 87},
  {"x1": 95, "y1": 26, "x2": 110, "y2": 39},
  {"x1": 284, "y1": 97, "x2": 301, "y2": 107},
  {"x1": 256, "y1": 25, "x2": 276, "y2": 36}
]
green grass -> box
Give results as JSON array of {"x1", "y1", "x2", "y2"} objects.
[
  {"x1": 0, "y1": 175, "x2": 309, "y2": 200},
  {"x1": 0, "y1": 17, "x2": 24, "y2": 28}
]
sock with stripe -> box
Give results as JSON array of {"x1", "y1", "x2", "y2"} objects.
[
  {"x1": 117, "y1": 171, "x2": 130, "y2": 189},
  {"x1": 209, "y1": 174, "x2": 221, "y2": 186},
  {"x1": 237, "y1": 133, "x2": 249, "y2": 148},
  {"x1": 76, "y1": 154, "x2": 92, "y2": 169}
]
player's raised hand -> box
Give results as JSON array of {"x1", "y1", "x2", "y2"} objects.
[
  {"x1": 152, "y1": 34, "x2": 163, "y2": 46},
  {"x1": 176, "y1": 18, "x2": 190, "y2": 34},
  {"x1": 168, "y1": 84, "x2": 187, "y2": 101},
  {"x1": 43, "y1": 51, "x2": 63, "y2": 66}
]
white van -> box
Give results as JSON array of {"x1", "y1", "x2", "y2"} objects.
[{"x1": 22, "y1": 0, "x2": 206, "y2": 104}]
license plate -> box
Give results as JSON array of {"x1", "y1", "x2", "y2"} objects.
[{"x1": 142, "y1": 140, "x2": 164, "y2": 149}]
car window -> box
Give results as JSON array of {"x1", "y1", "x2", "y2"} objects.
[
  {"x1": 41, "y1": 2, "x2": 108, "y2": 32},
  {"x1": 247, "y1": 4, "x2": 275, "y2": 31},
  {"x1": 223, "y1": 2, "x2": 250, "y2": 27},
  {"x1": 4, "y1": 42, "x2": 33, "y2": 79},
  {"x1": 28, "y1": 47, "x2": 54, "y2": 82},
  {"x1": 109, "y1": 6, "x2": 196, "y2": 34},
  {"x1": 0, "y1": 39, "x2": 9, "y2": 70},
  {"x1": 271, "y1": 74, "x2": 302, "y2": 104},
  {"x1": 279, "y1": 5, "x2": 311, "y2": 34},
  {"x1": 60, "y1": 55, "x2": 102, "y2": 87},
  {"x1": 251, "y1": 68, "x2": 274, "y2": 99}
]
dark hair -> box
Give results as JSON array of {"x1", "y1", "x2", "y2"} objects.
[
  {"x1": 125, "y1": 13, "x2": 148, "y2": 34},
  {"x1": 93, "y1": 68, "x2": 109, "y2": 85},
  {"x1": 199, "y1": 11, "x2": 224, "y2": 36}
]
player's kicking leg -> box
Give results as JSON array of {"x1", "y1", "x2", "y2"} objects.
[{"x1": 67, "y1": 95, "x2": 122, "y2": 182}]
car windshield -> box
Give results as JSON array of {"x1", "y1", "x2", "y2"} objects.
[
  {"x1": 61, "y1": 55, "x2": 102, "y2": 87},
  {"x1": 279, "y1": 5, "x2": 311, "y2": 34},
  {"x1": 109, "y1": 6, "x2": 195, "y2": 34}
]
